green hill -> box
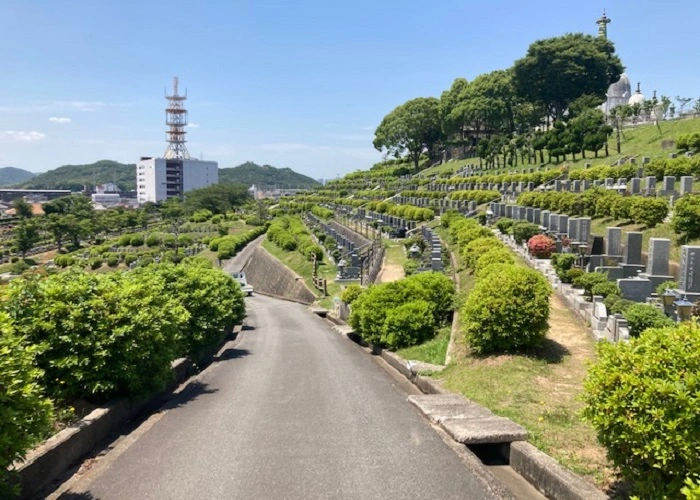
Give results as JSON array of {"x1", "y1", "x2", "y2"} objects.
[
  {"x1": 219, "y1": 161, "x2": 319, "y2": 189},
  {"x1": 0, "y1": 167, "x2": 36, "y2": 187},
  {"x1": 17, "y1": 160, "x2": 136, "y2": 191}
]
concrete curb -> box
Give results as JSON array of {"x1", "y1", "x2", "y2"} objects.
[
  {"x1": 330, "y1": 318, "x2": 606, "y2": 500},
  {"x1": 16, "y1": 325, "x2": 243, "y2": 499}
]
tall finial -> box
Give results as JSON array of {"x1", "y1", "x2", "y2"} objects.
[
  {"x1": 636, "y1": 82, "x2": 641, "y2": 94},
  {"x1": 596, "y1": 9, "x2": 611, "y2": 39}
]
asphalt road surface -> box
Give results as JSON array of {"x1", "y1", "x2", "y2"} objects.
[{"x1": 60, "y1": 295, "x2": 503, "y2": 500}]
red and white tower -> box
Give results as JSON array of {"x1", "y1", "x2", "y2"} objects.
[{"x1": 164, "y1": 76, "x2": 191, "y2": 159}]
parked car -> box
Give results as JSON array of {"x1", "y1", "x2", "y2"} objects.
[{"x1": 231, "y1": 271, "x2": 254, "y2": 296}]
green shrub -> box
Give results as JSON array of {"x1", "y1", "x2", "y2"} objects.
[
  {"x1": 403, "y1": 260, "x2": 418, "y2": 276},
  {"x1": 10, "y1": 259, "x2": 30, "y2": 275},
  {"x1": 565, "y1": 268, "x2": 584, "y2": 284},
  {"x1": 162, "y1": 234, "x2": 176, "y2": 248},
  {"x1": 573, "y1": 272, "x2": 609, "y2": 299},
  {"x1": 582, "y1": 322, "x2": 700, "y2": 497},
  {"x1": 404, "y1": 272, "x2": 455, "y2": 324},
  {"x1": 124, "y1": 253, "x2": 137, "y2": 265},
  {"x1": 462, "y1": 236, "x2": 498, "y2": 270},
  {"x1": 511, "y1": 221, "x2": 540, "y2": 243},
  {"x1": 603, "y1": 293, "x2": 621, "y2": 312},
  {"x1": 341, "y1": 284, "x2": 363, "y2": 305},
  {"x1": 0, "y1": 312, "x2": 54, "y2": 497},
  {"x1": 629, "y1": 197, "x2": 669, "y2": 228},
  {"x1": 622, "y1": 303, "x2": 674, "y2": 337},
  {"x1": 178, "y1": 234, "x2": 194, "y2": 247},
  {"x1": 2, "y1": 270, "x2": 187, "y2": 401},
  {"x1": 118, "y1": 233, "x2": 134, "y2": 246},
  {"x1": 106, "y1": 255, "x2": 120, "y2": 267},
  {"x1": 672, "y1": 194, "x2": 700, "y2": 240},
  {"x1": 210, "y1": 214, "x2": 223, "y2": 224},
  {"x1": 657, "y1": 280, "x2": 678, "y2": 296},
  {"x1": 146, "y1": 233, "x2": 161, "y2": 247},
  {"x1": 129, "y1": 234, "x2": 144, "y2": 247},
  {"x1": 610, "y1": 298, "x2": 634, "y2": 314},
  {"x1": 190, "y1": 209, "x2": 213, "y2": 223},
  {"x1": 495, "y1": 217, "x2": 515, "y2": 234},
  {"x1": 461, "y1": 265, "x2": 551, "y2": 354},
  {"x1": 89, "y1": 258, "x2": 102, "y2": 270},
  {"x1": 591, "y1": 281, "x2": 620, "y2": 299},
  {"x1": 475, "y1": 248, "x2": 514, "y2": 276},
  {"x1": 382, "y1": 300, "x2": 436, "y2": 348},
  {"x1": 551, "y1": 253, "x2": 578, "y2": 282}
]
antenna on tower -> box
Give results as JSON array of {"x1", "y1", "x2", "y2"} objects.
[{"x1": 164, "y1": 76, "x2": 191, "y2": 160}]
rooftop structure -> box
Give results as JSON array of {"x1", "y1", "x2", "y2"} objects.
[{"x1": 164, "y1": 77, "x2": 190, "y2": 160}]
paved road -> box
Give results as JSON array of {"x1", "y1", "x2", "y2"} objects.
[{"x1": 60, "y1": 295, "x2": 502, "y2": 500}]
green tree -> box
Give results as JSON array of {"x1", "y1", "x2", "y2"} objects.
[
  {"x1": 161, "y1": 198, "x2": 186, "y2": 255},
  {"x1": 373, "y1": 97, "x2": 444, "y2": 171},
  {"x1": 13, "y1": 220, "x2": 40, "y2": 258},
  {"x1": 513, "y1": 33, "x2": 624, "y2": 121},
  {"x1": 184, "y1": 183, "x2": 250, "y2": 214},
  {"x1": 46, "y1": 213, "x2": 70, "y2": 250},
  {"x1": 12, "y1": 197, "x2": 33, "y2": 219}
]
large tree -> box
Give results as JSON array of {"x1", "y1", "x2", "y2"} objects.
[
  {"x1": 513, "y1": 33, "x2": 623, "y2": 121},
  {"x1": 373, "y1": 97, "x2": 443, "y2": 171}
]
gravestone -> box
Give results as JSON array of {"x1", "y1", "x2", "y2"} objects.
[
  {"x1": 618, "y1": 278, "x2": 653, "y2": 303},
  {"x1": 549, "y1": 214, "x2": 559, "y2": 233},
  {"x1": 630, "y1": 178, "x2": 641, "y2": 195},
  {"x1": 533, "y1": 208, "x2": 541, "y2": 225},
  {"x1": 572, "y1": 180, "x2": 581, "y2": 193},
  {"x1": 681, "y1": 176, "x2": 693, "y2": 196},
  {"x1": 558, "y1": 215, "x2": 569, "y2": 235},
  {"x1": 624, "y1": 232, "x2": 643, "y2": 265},
  {"x1": 542, "y1": 211, "x2": 550, "y2": 229},
  {"x1": 589, "y1": 235, "x2": 605, "y2": 255},
  {"x1": 647, "y1": 238, "x2": 671, "y2": 276},
  {"x1": 567, "y1": 218, "x2": 579, "y2": 241},
  {"x1": 606, "y1": 227, "x2": 622, "y2": 256},
  {"x1": 661, "y1": 176, "x2": 676, "y2": 195},
  {"x1": 645, "y1": 177, "x2": 656, "y2": 195},
  {"x1": 526, "y1": 207, "x2": 534, "y2": 223},
  {"x1": 679, "y1": 245, "x2": 700, "y2": 293},
  {"x1": 578, "y1": 217, "x2": 591, "y2": 243}
]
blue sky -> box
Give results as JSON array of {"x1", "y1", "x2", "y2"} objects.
[{"x1": 1, "y1": 0, "x2": 698, "y2": 179}]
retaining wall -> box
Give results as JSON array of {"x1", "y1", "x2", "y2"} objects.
[{"x1": 242, "y1": 246, "x2": 317, "y2": 304}]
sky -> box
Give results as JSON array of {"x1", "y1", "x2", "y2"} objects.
[{"x1": 1, "y1": 0, "x2": 699, "y2": 180}]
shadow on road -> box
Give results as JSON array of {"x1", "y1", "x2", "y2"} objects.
[
  {"x1": 214, "y1": 347, "x2": 250, "y2": 362},
  {"x1": 160, "y1": 381, "x2": 220, "y2": 411},
  {"x1": 524, "y1": 338, "x2": 570, "y2": 364}
]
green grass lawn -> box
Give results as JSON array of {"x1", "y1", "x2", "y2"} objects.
[{"x1": 396, "y1": 326, "x2": 450, "y2": 365}]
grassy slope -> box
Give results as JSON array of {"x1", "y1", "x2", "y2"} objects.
[{"x1": 419, "y1": 117, "x2": 700, "y2": 177}]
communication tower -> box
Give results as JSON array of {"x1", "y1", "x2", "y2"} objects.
[{"x1": 164, "y1": 76, "x2": 191, "y2": 159}]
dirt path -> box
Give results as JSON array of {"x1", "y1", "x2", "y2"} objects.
[{"x1": 377, "y1": 258, "x2": 404, "y2": 283}]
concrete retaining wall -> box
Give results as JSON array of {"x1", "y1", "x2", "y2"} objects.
[{"x1": 242, "y1": 246, "x2": 316, "y2": 304}]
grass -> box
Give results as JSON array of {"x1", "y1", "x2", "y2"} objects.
[
  {"x1": 384, "y1": 240, "x2": 408, "y2": 268},
  {"x1": 396, "y1": 326, "x2": 450, "y2": 365},
  {"x1": 418, "y1": 117, "x2": 700, "y2": 177},
  {"x1": 261, "y1": 237, "x2": 342, "y2": 308}
]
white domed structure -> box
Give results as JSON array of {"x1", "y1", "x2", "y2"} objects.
[
  {"x1": 603, "y1": 73, "x2": 632, "y2": 115},
  {"x1": 628, "y1": 82, "x2": 646, "y2": 106}
]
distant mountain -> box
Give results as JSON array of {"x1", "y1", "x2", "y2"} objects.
[
  {"x1": 0, "y1": 167, "x2": 36, "y2": 187},
  {"x1": 219, "y1": 162, "x2": 319, "y2": 189},
  {"x1": 16, "y1": 160, "x2": 136, "y2": 191}
]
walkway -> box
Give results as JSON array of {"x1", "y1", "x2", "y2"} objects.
[{"x1": 55, "y1": 295, "x2": 501, "y2": 499}]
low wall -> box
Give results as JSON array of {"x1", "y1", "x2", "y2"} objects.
[{"x1": 242, "y1": 246, "x2": 317, "y2": 304}]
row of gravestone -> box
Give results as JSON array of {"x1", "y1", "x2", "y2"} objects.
[
  {"x1": 496, "y1": 201, "x2": 700, "y2": 304},
  {"x1": 350, "y1": 207, "x2": 419, "y2": 232},
  {"x1": 417, "y1": 174, "x2": 693, "y2": 198},
  {"x1": 392, "y1": 196, "x2": 478, "y2": 214},
  {"x1": 304, "y1": 214, "x2": 362, "y2": 280},
  {"x1": 419, "y1": 226, "x2": 444, "y2": 272}
]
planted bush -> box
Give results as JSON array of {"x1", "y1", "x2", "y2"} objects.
[
  {"x1": 0, "y1": 313, "x2": 54, "y2": 497},
  {"x1": 574, "y1": 272, "x2": 609, "y2": 299},
  {"x1": 130, "y1": 234, "x2": 144, "y2": 247},
  {"x1": 511, "y1": 221, "x2": 540, "y2": 243},
  {"x1": 461, "y1": 264, "x2": 551, "y2": 354},
  {"x1": 495, "y1": 217, "x2": 515, "y2": 234},
  {"x1": 340, "y1": 284, "x2": 363, "y2": 305},
  {"x1": 527, "y1": 234, "x2": 556, "y2": 259},
  {"x1": 582, "y1": 322, "x2": 700, "y2": 497},
  {"x1": 475, "y1": 248, "x2": 514, "y2": 276},
  {"x1": 146, "y1": 233, "x2": 161, "y2": 247},
  {"x1": 622, "y1": 303, "x2": 674, "y2": 337},
  {"x1": 382, "y1": 300, "x2": 435, "y2": 348},
  {"x1": 591, "y1": 281, "x2": 620, "y2": 299}
]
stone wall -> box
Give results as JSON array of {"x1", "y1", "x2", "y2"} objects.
[{"x1": 242, "y1": 246, "x2": 317, "y2": 304}]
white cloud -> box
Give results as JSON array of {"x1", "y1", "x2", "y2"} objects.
[
  {"x1": 187, "y1": 123, "x2": 200, "y2": 128},
  {"x1": 49, "y1": 117, "x2": 71, "y2": 123},
  {"x1": 4, "y1": 130, "x2": 47, "y2": 142}
]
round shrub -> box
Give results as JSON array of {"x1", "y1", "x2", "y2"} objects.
[
  {"x1": 118, "y1": 234, "x2": 133, "y2": 246},
  {"x1": 495, "y1": 218, "x2": 515, "y2": 234},
  {"x1": 162, "y1": 234, "x2": 176, "y2": 248},
  {"x1": 106, "y1": 255, "x2": 120, "y2": 267},
  {"x1": 462, "y1": 236, "x2": 498, "y2": 270},
  {"x1": 89, "y1": 258, "x2": 102, "y2": 270},
  {"x1": 573, "y1": 272, "x2": 608, "y2": 299},
  {"x1": 527, "y1": 235, "x2": 556, "y2": 259},
  {"x1": 610, "y1": 298, "x2": 634, "y2": 315},
  {"x1": 672, "y1": 194, "x2": 700, "y2": 240},
  {"x1": 211, "y1": 214, "x2": 223, "y2": 224},
  {"x1": 404, "y1": 272, "x2": 455, "y2": 324},
  {"x1": 403, "y1": 260, "x2": 418, "y2": 276},
  {"x1": 461, "y1": 265, "x2": 551, "y2": 354},
  {"x1": 124, "y1": 253, "x2": 137, "y2": 265},
  {"x1": 565, "y1": 268, "x2": 584, "y2": 284},
  {"x1": 129, "y1": 234, "x2": 144, "y2": 247},
  {"x1": 0, "y1": 313, "x2": 54, "y2": 497},
  {"x1": 146, "y1": 233, "x2": 161, "y2": 247},
  {"x1": 382, "y1": 300, "x2": 436, "y2": 348},
  {"x1": 591, "y1": 281, "x2": 620, "y2": 299},
  {"x1": 341, "y1": 284, "x2": 363, "y2": 305},
  {"x1": 475, "y1": 248, "x2": 514, "y2": 276},
  {"x1": 511, "y1": 221, "x2": 540, "y2": 243},
  {"x1": 582, "y1": 322, "x2": 700, "y2": 497},
  {"x1": 622, "y1": 303, "x2": 674, "y2": 337}
]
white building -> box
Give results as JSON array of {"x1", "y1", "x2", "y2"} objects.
[
  {"x1": 91, "y1": 192, "x2": 121, "y2": 205},
  {"x1": 137, "y1": 157, "x2": 218, "y2": 203}
]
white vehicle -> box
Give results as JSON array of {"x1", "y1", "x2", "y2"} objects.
[{"x1": 231, "y1": 271, "x2": 254, "y2": 296}]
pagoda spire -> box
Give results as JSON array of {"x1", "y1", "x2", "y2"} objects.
[{"x1": 596, "y1": 9, "x2": 611, "y2": 39}]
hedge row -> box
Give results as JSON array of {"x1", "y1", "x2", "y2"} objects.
[
  {"x1": 208, "y1": 224, "x2": 268, "y2": 260},
  {"x1": 568, "y1": 164, "x2": 638, "y2": 182},
  {"x1": 0, "y1": 263, "x2": 245, "y2": 494},
  {"x1": 432, "y1": 169, "x2": 561, "y2": 186},
  {"x1": 447, "y1": 190, "x2": 501, "y2": 204},
  {"x1": 441, "y1": 213, "x2": 551, "y2": 354},
  {"x1": 310, "y1": 205, "x2": 334, "y2": 219},
  {"x1": 267, "y1": 216, "x2": 323, "y2": 260},
  {"x1": 517, "y1": 188, "x2": 669, "y2": 228},
  {"x1": 363, "y1": 201, "x2": 434, "y2": 221},
  {"x1": 349, "y1": 272, "x2": 455, "y2": 349},
  {"x1": 644, "y1": 155, "x2": 700, "y2": 180}
]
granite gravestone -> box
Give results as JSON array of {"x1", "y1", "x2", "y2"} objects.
[
  {"x1": 606, "y1": 227, "x2": 622, "y2": 256},
  {"x1": 679, "y1": 245, "x2": 700, "y2": 294}
]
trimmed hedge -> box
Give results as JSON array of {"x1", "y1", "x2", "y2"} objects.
[{"x1": 582, "y1": 322, "x2": 700, "y2": 497}]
